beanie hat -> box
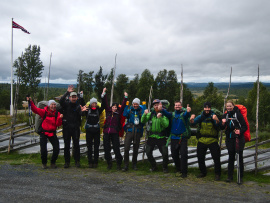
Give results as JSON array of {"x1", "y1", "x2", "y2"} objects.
[
  {"x1": 204, "y1": 102, "x2": 211, "y2": 108},
  {"x1": 90, "y1": 97, "x2": 98, "y2": 105},
  {"x1": 48, "y1": 100, "x2": 56, "y2": 106},
  {"x1": 132, "y1": 98, "x2": 140, "y2": 105}
]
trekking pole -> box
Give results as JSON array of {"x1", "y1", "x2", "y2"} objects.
[
  {"x1": 142, "y1": 86, "x2": 152, "y2": 161},
  {"x1": 27, "y1": 97, "x2": 34, "y2": 143},
  {"x1": 235, "y1": 134, "x2": 241, "y2": 185}
]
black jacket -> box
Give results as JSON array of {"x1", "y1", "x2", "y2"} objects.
[
  {"x1": 221, "y1": 106, "x2": 247, "y2": 151},
  {"x1": 60, "y1": 91, "x2": 82, "y2": 128}
]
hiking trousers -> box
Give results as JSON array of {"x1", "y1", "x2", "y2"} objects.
[
  {"x1": 40, "y1": 133, "x2": 59, "y2": 165},
  {"x1": 86, "y1": 129, "x2": 100, "y2": 164},
  {"x1": 63, "y1": 126, "x2": 80, "y2": 164},
  {"x1": 124, "y1": 131, "x2": 142, "y2": 167},
  {"x1": 146, "y1": 137, "x2": 168, "y2": 169},
  {"x1": 103, "y1": 133, "x2": 123, "y2": 166},
  {"x1": 171, "y1": 138, "x2": 188, "y2": 174},
  {"x1": 197, "y1": 141, "x2": 221, "y2": 176}
]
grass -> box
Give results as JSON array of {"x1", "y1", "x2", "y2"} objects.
[{"x1": 0, "y1": 152, "x2": 269, "y2": 184}]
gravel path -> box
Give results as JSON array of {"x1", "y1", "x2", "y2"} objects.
[{"x1": 0, "y1": 163, "x2": 269, "y2": 203}]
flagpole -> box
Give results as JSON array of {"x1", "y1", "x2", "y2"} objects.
[{"x1": 10, "y1": 18, "x2": 14, "y2": 116}]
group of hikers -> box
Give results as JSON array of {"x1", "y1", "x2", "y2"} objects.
[{"x1": 27, "y1": 85, "x2": 247, "y2": 185}]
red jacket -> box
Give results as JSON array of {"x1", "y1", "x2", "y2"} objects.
[{"x1": 30, "y1": 101, "x2": 62, "y2": 137}]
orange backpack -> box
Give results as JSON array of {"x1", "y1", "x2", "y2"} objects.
[{"x1": 235, "y1": 105, "x2": 251, "y2": 142}]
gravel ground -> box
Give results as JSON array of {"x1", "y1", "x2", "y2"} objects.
[{"x1": 0, "y1": 163, "x2": 269, "y2": 203}]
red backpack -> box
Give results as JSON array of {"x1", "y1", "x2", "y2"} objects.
[{"x1": 235, "y1": 105, "x2": 251, "y2": 142}]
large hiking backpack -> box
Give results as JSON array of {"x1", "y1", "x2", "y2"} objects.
[
  {"x1": 235, "y1": 105, "x2": 251, "y2": 142},
  {"x1": 34, "y1": 101, "x2": 61, "y2": 133},
  {"x1": 225, "y1": 104, "x2": 250, "y2": 142}
]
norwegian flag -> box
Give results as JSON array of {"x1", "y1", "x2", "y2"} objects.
[{"x1": 12, "y1": 21, "x2": 30, "y2": 34}]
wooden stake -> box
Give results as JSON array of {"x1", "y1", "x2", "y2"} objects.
[
  {"x1": 255, "y1": 65, "x2": 260, "y2": 175},
  {"x1": 219, "y1": 67, "x2": 232, "y2": 147}
]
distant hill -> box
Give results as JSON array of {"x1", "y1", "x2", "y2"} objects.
[{"x1": 39, "y1": 83, "x2": 77, "y2": 88}]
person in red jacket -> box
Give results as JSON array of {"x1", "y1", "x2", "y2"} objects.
[{"x1": 27, "y1": 97, "x2": 63, "y2": 169}]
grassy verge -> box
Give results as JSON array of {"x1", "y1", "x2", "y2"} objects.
[{"x1": 0, "y1": 152, "x2": 269, "y2": 184}]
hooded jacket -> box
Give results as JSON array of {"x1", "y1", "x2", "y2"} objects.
[{"x1": 30, "y1": 100, "x2": 62, "y2": 137}]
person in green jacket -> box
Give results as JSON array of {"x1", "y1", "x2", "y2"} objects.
[
  {"x1": 190, "y1": 102, "x2": 221, "y2": 181},
  {"x1": 141, "y1": 99, "x2": 169, "y2": 173}
]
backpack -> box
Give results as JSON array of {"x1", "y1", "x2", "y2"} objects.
[{"x1": 226, "y1": 104, "x2": 251, "y2": 142}]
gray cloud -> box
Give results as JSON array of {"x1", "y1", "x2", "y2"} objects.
[{"x1": 1, "y1": 0, "x2": 270, "y2": 84}]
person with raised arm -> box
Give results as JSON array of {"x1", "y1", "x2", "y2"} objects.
[
  {"x1": 101, "y1": 87, "x2": 127, "y2": 170},
  {"x1": 27, "y1": 97, "x2": 62, "y2": 169}
]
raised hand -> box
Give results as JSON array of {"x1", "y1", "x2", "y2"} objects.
[
  {"x1": 222, "y1": 118, "x2": 226, "y2": 125},
  {"x1": 26, "y1": 97, "x2": 32, "y2": 101},
  {"x1": 124, "y1": 92, "x2": 128, "y2": 97},
  {"x1": 103, "y1": 87, "x2": 107, "y2": 94},
  {"x1": 186, "y1": 104, "x2": 191, "y2": 112},
  {"x1": 67, "y1": 85, "x2": 74, "y2": 93}
]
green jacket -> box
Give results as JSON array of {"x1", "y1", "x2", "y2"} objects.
[{"x1": 141, "y1": 111, "x2": 169, "y2": 139}]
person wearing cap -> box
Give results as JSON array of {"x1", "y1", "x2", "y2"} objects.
[
  {"x1": 26, "y1": 97, "x2": 63, "y2": 169},
  {"x1": 141, "y1": 99, "x2": 169, "y2": 173},
  {"x1": 81, "y1": 97, "x2": 104, "y2": 168},
  {"x1": 158, "y1": 101, "x2": 191, "y2": 178},
  {"x1": 101, "y1": 87, "x2": 128, "y2": 170},
  {"x1": 190, "y1": 102, "x2": 221, "y2": 181},
  {"x1": 60, "y1": 85, "x2": 83, "y2": 168},
  {"x1": 122, "y1": 98, "x2": 146, "y2": 171}
]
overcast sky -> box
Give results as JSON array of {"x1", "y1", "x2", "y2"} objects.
[{"x1": 1, "y1": 0, "x2": 270, "y2": 84}]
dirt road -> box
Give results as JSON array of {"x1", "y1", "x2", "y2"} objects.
[{"x1": 0, "y1": 163, "x2": 269, "y2": 203}]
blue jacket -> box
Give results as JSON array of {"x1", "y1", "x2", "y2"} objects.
[
  {"x1": 162, "y1": 109, "x2": 190, "y2": 140},
  {"x1": 123, "y1": 105, "x2": 146, "y2": 133}
]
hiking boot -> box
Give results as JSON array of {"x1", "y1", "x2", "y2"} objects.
[
  {"x1": 149, "y1": 166, "x2": 157, "y2": 172},
  {"x1": 42, "y1": 164, "x2": 48, "y2": 169},
  {"x1": 197, "y1": 173, "x2": 207, "y2": 178},
  {"x1": 132, "y1": 164, "x2": 138, "y2": 171},
  {"x1": 107, "y1": 163, "x2": 112, "y2": 170},
  {"x1": 122, "y1": 165, "x2": 128, "y2": 172},
  {"x1": 50, "y1": 163, "x2": 57, "y2": 169},
  {"x1": 181, "y1": 173, "x2": 187, "y2": 178},
  {"x1": 75, "y1": 162, "x2": 81, "y2": 168},
  {"x1": 93, "y1": 163, "x2": 98, "y2": 168},
  {"x1": 163, "y1": 168, "x2": 169, "y2": 173},
  {"x1": 226, "y1": 177, "x2": 233, "y2": 183},
  {"x1": 117, "y1": 164, "x2": 122, "y2": 171},
  {"x1": 215, "y1": 175, "x2": 221, "y2": 181},
  {"x1": 64, "y1": 163, "x2": 70, "y2": 168},
  {"x1": 88, "y1": 163, "x2": 93, "y2": 168}
]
